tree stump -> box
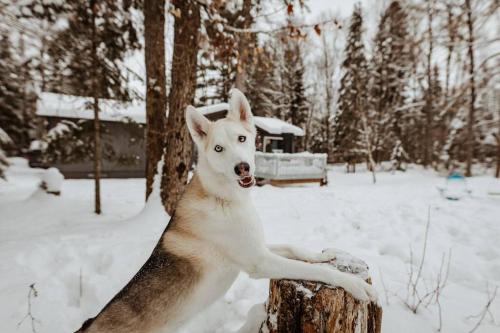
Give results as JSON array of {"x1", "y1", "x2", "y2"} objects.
[{"x1": 261, "y1": 250, "x2": 382, "y2": 333}]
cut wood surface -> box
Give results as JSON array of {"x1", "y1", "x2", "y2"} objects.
[{"x1": 261, "y1": 250, "x2": 382, "y2": 333}]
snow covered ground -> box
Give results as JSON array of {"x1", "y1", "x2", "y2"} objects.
[{"x1": 1, "y1": 158, "x2": 499, "y2": 333}]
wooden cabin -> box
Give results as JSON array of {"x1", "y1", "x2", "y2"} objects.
[{"x1": 32, "y1": 92, "x2": 146, "y2": 178}]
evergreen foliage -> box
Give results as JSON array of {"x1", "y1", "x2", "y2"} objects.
[
  {"x1": 0, "y1": 32, "x2": 35, "y2": 152},
  {"x1": 334, "y1": 5, "x2": 368, "y2": 163},
  {"x1": 46, "y1": 0, "x2": 141, "y2": 100},
  {"x1": 370, "y1": 0, "x2": 411, "y2": 162}
]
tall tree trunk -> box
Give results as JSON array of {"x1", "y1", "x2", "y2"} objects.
[
  {"x1": 40, "y1": 33, "x2": 46, "y2": 92},
  {"x1": 234, "y1": 0, "x2": 253, "y2": 92},
  {"x1": 322, "y1": 33, "x2": 333, "y2": 157},
  {"x1": 444, "y1": 3, "x2": 455, "y2": 102},
  {"x1": 423, "y1": 0, "x2": 434, "y2": 168},
  {"x1": 91, "y1": 1, "x2": 101, "y2": 214},
  {"x1": 160, "y1": 0, "x2": 200, "y2": 215},
  {"x1": 144, "y1": 0, "x2": 167, "y2": 199},
  {"x1": 496, "y1": 134, "x2": 500, "y2": 178},
  {"x1": 465, "y1": 0, "x2": 475, "y2": 177},
  {"x1": 496, "y1": 103, "x2": 500, "y2": 178}
]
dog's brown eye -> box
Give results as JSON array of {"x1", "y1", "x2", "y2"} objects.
[
  {"x1": 238, "y1": 135, "x2": 246, "y2": 143},
  {"x1": 214, "y1": 145, "x2": 224, "y2": 153}
]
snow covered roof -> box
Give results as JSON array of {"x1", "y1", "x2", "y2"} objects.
[
  {"x1": 254, "y1": 117, "x2": 304, "y2": 136},
  {"x1": 36, "y1": 94, "x2": 305, "y2": 136},
  {"x1": 36, "y1": 92, "x2": 146, "y2": 123},
  {"x1": 198, "y1": 103, "x2": 304, "y2": 136}
]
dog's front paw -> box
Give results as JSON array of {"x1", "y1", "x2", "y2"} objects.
[
  {"x1": 339, "y1": 275, "x2": 378, "y2": 302},
  {"x1": 305, "y1": 248, "x2": 338, "y2": 263}
]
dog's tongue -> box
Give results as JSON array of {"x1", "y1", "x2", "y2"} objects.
[{"x1": 238, "y1": 176, "x2": 254, "y2": 188}]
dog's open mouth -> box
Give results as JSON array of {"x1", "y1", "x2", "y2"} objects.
[{"x1": 238, "y1": 175, "x2": 254, "y2": 188}]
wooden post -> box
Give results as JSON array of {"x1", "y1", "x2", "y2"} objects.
[{"x1": 261, "y1": 251, "x2": 382, "y2": 333}]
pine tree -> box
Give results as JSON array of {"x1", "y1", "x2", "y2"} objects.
[
  {"x1": 282, "y1": 40, "x2": 309, "y2": 151},
  {"x1": 334, "y1": 5, "x2": 368, "y2": 169},
  {"x1": 196, "y1": 1, "x2": 259, "y2": 104},
  {"x1": 370, "y1": 0, "x2": 411, "y2": 162},
  {"x1": 245, "y1": 42, "x2": 281, "y2": 117},
  {"x1": 43, "y1": 0, "x2": 141, "y2": 214},
  {"x1": 0, "y1": 32, "x2": 33, "y2": 153},
  {"x1": 246, "y1": 35, "x2": 310, "y2": 148},
  {"x1": 46, "y1": 0, "x2": 140, "y2": 99}
]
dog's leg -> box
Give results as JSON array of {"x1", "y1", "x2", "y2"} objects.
[
  {"x1": 244, "y1": 250, "x2": 377, "y2": 302},
  {"x1": 268, "y1": 244, "x2": 337, "y2": 263}
]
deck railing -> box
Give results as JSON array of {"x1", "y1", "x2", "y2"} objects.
[{"x1": 255, "y1": 152, "x2": 327, "y2": 181}]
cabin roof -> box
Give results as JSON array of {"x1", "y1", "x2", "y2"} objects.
[
  {"x1": 254, "y1": 116, "x2": 304, "y2": 136},
  {"x1": 199, "y1": 103, "x2": 304, "y2": 136},
  {"x1": 36, "y1": 92, "x2": 146, "y2": 123},
  {"x1": 36, "y1": 94, "x2": 305, "y2": 136}
]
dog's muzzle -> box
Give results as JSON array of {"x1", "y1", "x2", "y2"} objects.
[
  {"x1": 234, "y1": 162, "x2": 254, "y2": 188},
  {"x1": 238, "y1": 175, "x2": 255, "y2": 188}
]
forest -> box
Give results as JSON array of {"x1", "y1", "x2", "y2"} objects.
[
  {"x1": 1, "y1": 1, "x2": 498, "y2": 194},
  {"x1": 0, "y1": 1, "x2": 499, "y2": 332}
]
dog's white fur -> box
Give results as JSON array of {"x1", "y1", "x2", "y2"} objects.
[{"x1": 166, "y1": 89, "x2": 377, "y2": 331}]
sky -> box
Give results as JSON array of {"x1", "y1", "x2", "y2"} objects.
[{"x1": 305, "y1": 0, "x2": 375, "y2": 19}]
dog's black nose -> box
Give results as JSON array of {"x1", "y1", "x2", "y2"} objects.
[{"x1": 234, "y1": 162, "x2": 250, "y2": 176}]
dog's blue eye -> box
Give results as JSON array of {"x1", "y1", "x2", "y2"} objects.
[
  {"x1": 238, "y1": 136, "x2": 246, "y2": 143},
  {"x1": 214, "y1": 145, "x2": 224, "y2": 153}
]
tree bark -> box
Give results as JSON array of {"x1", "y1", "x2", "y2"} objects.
[
  {"x1": 465, "y1": 0, "x2": 475, "y2": 177},
  {"x1": 234, "y1": 0, "x2": 253, "y2": 92},
  {"x1": 144, "y1": 0, "x2": 167, "y2": 199},
  {"x1": 261, "y1": 251, "x2": 382, "y2": 333},
  {"x1": 496, "y1": 134, "x2": 500, "y2": 178},
  {"x1": 321, "y1": 30, "x2": 334, "y2": 158},
  {"x1": 91, "y1": 0, "x2": 101, "y2": 215},
  {"x1": 423, "y1": 0, "x2": 434, "y2": 168},
  {"x1": 160, "y1": 0, "x2": 200, "y2": 215}
]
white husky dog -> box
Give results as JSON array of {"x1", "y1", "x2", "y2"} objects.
[{"x1": 75, "y1": 89, "x2": 376, "y2": 333}]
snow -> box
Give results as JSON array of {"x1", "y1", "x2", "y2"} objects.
[
  {"x1": 1, "y1": 159, "x2": 500, "y2": 333},
  {"x1": 291, "y1": 282, "x2": 315, "y2": 299},
  {"x1": 254, "y1": 117, "x2": 305, "y2": 136},
  {"x1": 0, "y1": 127, "x2": 12, "y2": 145},
  {"x1": 41, "y1": 167, "x2": 64, "y2": 193},
  {"x1": 29, "y1": 139, "x2": 47, "y2": 151},
  {"x1": 36, "y1": 92, "x2": 146, "y2": 124},
  {"x1": 46, "y1": 120, "x2": 78, "y2": 138}
]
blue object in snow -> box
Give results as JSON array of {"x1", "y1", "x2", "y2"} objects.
[
  {"x1": 437, "y1": 171, "x2": 470, "y2": 200},
  {"x1": 447, "y1": 171, "x2": 465, "y2": 180}
]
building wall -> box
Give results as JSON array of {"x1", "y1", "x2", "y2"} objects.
[{"x1": 38, "y1": 116, "x2": 146, "y2": 178}]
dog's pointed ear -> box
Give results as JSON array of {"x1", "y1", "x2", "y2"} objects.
[
  {"x1": 186, "y1": 105, "x2": 210, "y2": 144},
  {"x1": 227, "y1": 88, "x2": 254, "y2": 127}
]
